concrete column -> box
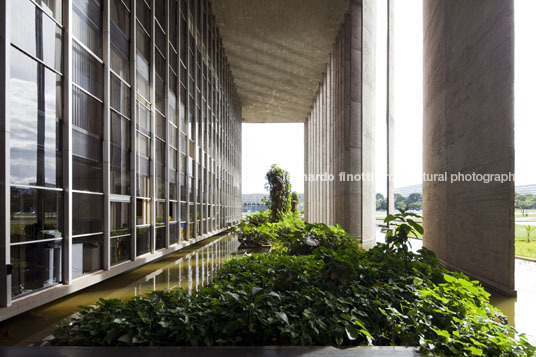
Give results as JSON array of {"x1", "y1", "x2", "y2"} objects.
[
  {"x1": 360, "y1": 0, "x2": 376, "y2": 248},
  {"x1": 423, "y1": 0, "x2": 515, "y2": 296},
  {"x1": 386, "y1": 0, "x2": 395, "y2": 217},
  {"x1": 304, "y1": 119, "x2": 309, "y2": 222}
]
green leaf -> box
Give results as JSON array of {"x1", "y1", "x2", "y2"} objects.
[{"x1": 276, "y1": 311, "x2": 289, "y2": 325}]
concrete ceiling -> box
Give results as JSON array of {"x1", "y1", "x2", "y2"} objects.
[{"x1": 211, "y1": 0, "x2": 349, "y2": 123}]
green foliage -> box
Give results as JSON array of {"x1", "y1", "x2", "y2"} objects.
[
  {"x1": 524, "y1": 225, "x2": 536, "y2": 243},
  {"x1": 51, "y1": 215, "x2": 535, "y2": 356},
  {"x1": 264, "y1": 164, "x2": 292, "y2": 222},
  {"x1": 290, "y1": 192, "x2": 299, "y2": 213},
  {"x1": 515, "y1": 193, "x2": 536, "y2": 217}
]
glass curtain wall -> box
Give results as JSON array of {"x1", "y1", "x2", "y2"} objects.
[{"x1": 5, "y1": 0, "x2": 242, "y2": 302}]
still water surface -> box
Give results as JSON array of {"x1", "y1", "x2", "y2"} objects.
[{"x1": 0, "y1": 233, "x2": 241, "y2": 346}]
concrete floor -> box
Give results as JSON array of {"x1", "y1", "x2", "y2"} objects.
[{"x1": 0, "y1": 346, "x2": 425, "y2": 357}]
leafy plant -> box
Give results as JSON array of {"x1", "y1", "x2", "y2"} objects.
[
  {"x1": 524, "y1": 225, "x2": 536, "y2": 243},
  {"x1": 264, "y1": 164, "x2": 292, "y2": 222},
  {"x1": 50, "y1": 214, "x2": 535, "y2": 357},
  {"x1": 290, "y1": 192, "x2": 299, "y2": 213},
  {"x1": 384, "y1": 209, "x2": 424, "y2": 270}
]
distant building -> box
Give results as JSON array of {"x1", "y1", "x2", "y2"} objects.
[
  {"x1": 516, "y1": 184, "x2": 536, "y2": 195},
  {"x1": 242, "y1": 193, "x2": 304, "y2": 213},
  {"x1": 393, "y1": 183, "x2": 536, "y2": 197}
]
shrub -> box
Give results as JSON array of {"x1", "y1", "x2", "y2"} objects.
[{"x1": 50, "y1": 214, "x2": 535, "y2": 356}]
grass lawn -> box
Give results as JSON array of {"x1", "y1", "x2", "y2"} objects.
[{"x1": 515, "y1": 240, "x2": 536, "y2": 259}]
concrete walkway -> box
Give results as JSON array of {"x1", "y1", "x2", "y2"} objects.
[{"x1": 0, "y1": 346, "x2": 425, "y2": 357}]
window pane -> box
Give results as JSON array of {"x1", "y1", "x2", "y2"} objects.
[
  {"x1": 111, "y1": 201, "x2": 130, "y2": 236},
  {"x1": 155, "y1": 139, "x2": 165, "y2": 199},
  {"x1": 136, "y1": 23, "x2": 150, "y2": 100},
  {"x1": 38, "y1": 0, "x2": 63, "y2": 23},
  {"x1": 156, "y1": 227, "x2": 165, "y2": 250},
  {"x1": 72, "y1": 131, "x2": 103, "y2": 192},
  {"x1": 11, "y1": 0, "x2": 63, "y2": 71},
  {"x1": 111, "y1": 235, "x2": 130, "y2": 265},
  {"x1": 170, "y1": 222, "x2": 178, "y2": 245},
  {"x1": 10, "y1": 48, "x2": 63, "y2": 187},
  {"x1": 136, "y1": 198, "x2": 151, "y2": 225},
  {"x1": 136, "y1": 134, "x2": 150, "y2": 197},
  {"x1": 136, "y1": 102, "x2": 150, "y2": 135},
  {"x1": 73, "y1": 0, "x2": 103, "y2": 57},
  {"x1": 136, "y1": 0, "x2": 151, "y2": 33},
  {"x1": 111, "y1": 74, "x2": 131, "y2": 118},
  {"x1": 73, "y1": 42, "x2": 104, "y2": 99},
  {"x1": 156, "y1": 201, "x2": 165, "y2": 226},
  {"x1": 72, "y1": 234, "x2": 103, "y2": 278},
  {"x1": 11, "y1": 188, "x2": 63, "y2": 244},
  {"x1": 136, "y1": 226, "x2": 150, "y2": 256},
  {"x1": 155, "y1": 53, "x2": 166, "y2": 113},
  {"x1": 73, "y1": 193, "x2": 103, "y2": 235},
  {"x1": 11, "y1": 241, "x2": 62, "y2": 298},
  {"x1": 156, "y1": 112, "x2": 166, "y2": 140},
  {"x1": 111, "y1": 112, "x2": 131, "y2": 195},
  {"x1": 111, "y1": 0, "x2": 130, "y2": 82}
]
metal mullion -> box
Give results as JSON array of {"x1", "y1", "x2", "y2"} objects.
[
  {"x1": 28, "y1": 0, "x2": 64, "y2": 28},
  {"x1": 10, "y1": 44, "x2": 63, "y2": 76},
  {"x1": 11, "y1": 238, "x2": 62, "y2": 246},
  {"x1": 103, "y1": 0, "x2": 111, "y2": 271},
  {"x1": 72, "y1": 83, "x2": 104, "y2": 104},
  {"x1": 110, "y1": 69, "x2": 132, "y2": 88},
  {"x1": 110, "y1": 106, "x2": 131, "y2": 120},
  {"x1": 0, "y1": 0, "x2": 11, "y2": 307},
  {"x1": 72, "y1": 37, "x2": 104, "y2": 63},
  {"x1": 150, "y1": 0, "x2": 156, "y2": 254},
  {"x1": 164, "y1": 0, "x2": 170, "y2": 249},
  {"x1": 10, "y1": 184, "x2": 63, "y2": 192},
  {"x1": 130, "y1": 0, "x2": 137, "y2": 259},
  {"x1": 174, "y1": 0, "x2": 181, "y2": 243},
  {"x1": 185, "y1": 0, "x2": 193, "y2": 240},
  {"x1": 62, "y1": 0, "x2": 73, "y2": 286}
]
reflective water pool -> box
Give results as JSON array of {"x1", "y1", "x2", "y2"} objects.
[{"x1": 0, "y1": 233, "x2": 241, "y2": 346}]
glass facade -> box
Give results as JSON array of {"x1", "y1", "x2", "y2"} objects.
[{"x1": 3, "y1": 0, "x2": 242, "y2": 304}]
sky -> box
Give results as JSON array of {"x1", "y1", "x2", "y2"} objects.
[{"x1": 242, "y1": 0, "x2": 536, "y2": 194}]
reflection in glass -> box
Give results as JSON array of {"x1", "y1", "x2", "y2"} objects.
[
  {"x1": 136, "y1": 226, "x2": 150, "y2": 256},
  {"x1": 170, "y1": 222, "x2": 178, "y2": 245},
  {"x1": 11, "y1": 0, "x2": 63, "y2": 71},
  {"x1": 11, "y1": 241, "x2": 62, "y2": 298},
  {"x1": 111, "y1": 202, "x2": 130, "y2": 236},
  {"x1": 136, "y1": 199, "x2": 151, "y2": 225},
  {"x1": 10, "y1": 188, "x2": 63, "y2": 243},
  {"x1": 10, "y1": 48, "x2": 63, "y2": 187},
  {"x1": 156, "y1": 227, "x2": 165, "y2": 250},
  {"x1": 72, "y1": 0, "x2": 103, "y2": 57},
  {"x1": 111, "y1": 0, "x2": 130, "y2": 81},
  {"x1": 73, "y1": 42, "x2": 104, "y2": 99},
  {"x1": 156, "y1": 201, "x2": 165, "y2": 226},
  {"x1": 72, "y1": 235, "x2": 103, "y2": 278},
  {"x1": 155, "y1": 139, "x2": 165, "y2": 199},
  {"x1": 111, "y1": 75, "x2": 131, "y2": 118},
  {"x1": 73, "y1": 193, "x2": 103, "y2": 235},
  {"x1": 136, "y1": 133, "x2": 150, "y2": 197},
  {"x1": 136, "y1": 22, "x2": 150, "y2": 100},
  {"x1": 111, "y1": 235, "x2": 130, "y2": 266},
  {"x1": 111, "y1": 112, "x2": 131, "y2": 195}
]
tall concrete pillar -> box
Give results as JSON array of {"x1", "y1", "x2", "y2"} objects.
[
  {"x1": 386, "y1": 0, "x2": 395, "y2": 217},
  {"x1": 423, "y1": 0, "x2": 515, "y2": 296},
  {"x1": 303, "y1": 0, "x2": 376, "y2": 247}
]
